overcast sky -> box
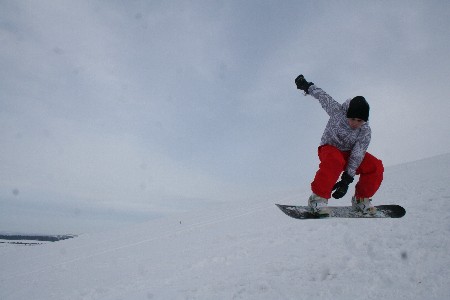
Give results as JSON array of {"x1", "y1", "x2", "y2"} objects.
[{"x1": 1, "y1": 0, "x2": 450, "y2": 233}]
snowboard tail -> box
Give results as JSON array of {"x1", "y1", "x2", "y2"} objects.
[{"x1": 276, "y1": 204, "x2": 406, "y2": 219}]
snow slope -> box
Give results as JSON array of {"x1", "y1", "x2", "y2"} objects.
[{"x1": 1, "y1": 154, "x2": 450, "y2": 300}]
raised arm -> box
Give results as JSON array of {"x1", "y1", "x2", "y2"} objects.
[{"x1": 295, "y1": 74, "x2": 342, "y2": 117}]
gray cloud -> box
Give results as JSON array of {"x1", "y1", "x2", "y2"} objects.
[{"x1": 1, "y1": 0, "x2": 450, "y2": 233}]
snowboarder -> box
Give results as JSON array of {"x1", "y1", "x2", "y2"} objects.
[{"x1": 295, "y1": 74, "x2": 384, "y2": 216}]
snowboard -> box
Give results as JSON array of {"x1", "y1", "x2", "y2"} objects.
[{"x1": 276, "y1": 204, "x2": 406, "y2": 219}]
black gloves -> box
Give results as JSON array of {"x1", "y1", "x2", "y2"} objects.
[
  {"x1": 295, "y1": 74, "x2": 314, "y2": 94},
  {"x1": 332, "y1": 171, "x2": 354, "y2": 199}
]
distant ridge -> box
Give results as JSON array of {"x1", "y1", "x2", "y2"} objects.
[{"x1": 0, "y1": 234, "x2": 76, "y2": 242}]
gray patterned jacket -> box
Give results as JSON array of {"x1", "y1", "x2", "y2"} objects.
[{"x1": 308, "y1": 85, "x2": 371, "y2": 177}]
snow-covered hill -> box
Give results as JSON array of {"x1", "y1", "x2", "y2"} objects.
[{"x1": 1, "y1": 154, "x2": 450, "y2": 300}]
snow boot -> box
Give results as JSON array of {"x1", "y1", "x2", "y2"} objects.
[
  {"x1": 308, "y1": 194, "x2": 330, "y2": 216},
  {"x1": 352, "y1": 196, "x2": 377, "y2": 215}
]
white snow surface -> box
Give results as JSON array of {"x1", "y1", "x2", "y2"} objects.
[{"x1": 1, "y1": 154, "x2": 450, "y2": 300}]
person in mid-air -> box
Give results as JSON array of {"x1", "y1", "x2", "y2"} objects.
[{"x1": 295, "y1": 74, "x2": 384, "y2": 216}]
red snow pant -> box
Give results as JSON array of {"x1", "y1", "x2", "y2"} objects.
[{"x1": 311, "y1": 145, "x2": 384, "y2": 199}]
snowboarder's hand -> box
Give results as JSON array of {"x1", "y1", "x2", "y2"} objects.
[
  {"x1": 295, "y1": 74, "x2": 314, "y2": 94},
  {"x1": 332, "y1": 171, "x2": 354, "y2": 199}
]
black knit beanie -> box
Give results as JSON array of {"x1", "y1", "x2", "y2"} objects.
[{"x1": 346, "y1": 96, "x2": 369, "y2": 122}]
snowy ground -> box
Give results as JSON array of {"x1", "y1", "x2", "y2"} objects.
[{"x1": 1, "y1": 154, "x2": 449, "y2": 300}]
